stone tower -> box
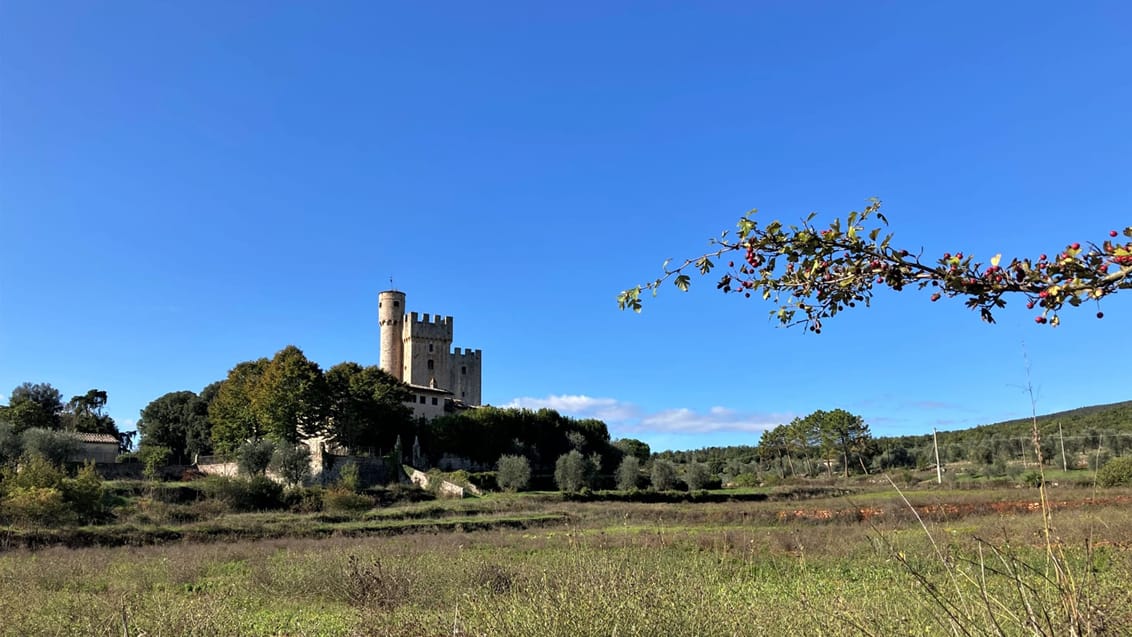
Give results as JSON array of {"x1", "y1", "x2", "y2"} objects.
[
  {"x1": 377, "y1": 290, "x2": 406, "y2": 379},
  {"x1": 377, "y1": 289, "x2": 483, "y2": 413}
]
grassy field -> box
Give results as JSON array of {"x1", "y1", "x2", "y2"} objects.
[{"x1": 2, "y1": 485, "x2": 1131, "y2": 636}]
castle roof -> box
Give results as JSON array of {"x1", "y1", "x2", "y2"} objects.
[
  {"x1": 406, "y1": 383, "x2": 453, "y2": 396},
  {"x1": 73, "y1": 432, "x2": 119, "y2": 444}
]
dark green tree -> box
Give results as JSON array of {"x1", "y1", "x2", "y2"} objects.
[
  {"x1": 138, "y1": 390, "x2": 211, "y2": 464},
  {"x1": 684, "y1": 462, "x2": 712, "y2": 490},
  {"x1": 1, "y1": 383, "x2": 64, "y2": 433},
  {"x1": 616, "y1": 455, "x2": 641, "y2": 490},
  {"x1": 325, "y1": 362, "x2": 413, "y2": 453},
  {"x1": 812, "y1": 409, "x2": 872, "y2": 478},
  {"x1": 237, "y1": 439, "x2": 276, "y2": 477},
  {"x1": 209, "y1": 359, "x2": 268, "y2": 456},
  {"x1": 651, "y1": 459, "x2": 678, "y2": 490},
  {"x1": 254, "y1": 346, "x2": 329, "y2": 444},
  {"x1": 613, "y1": 438, "x2": 651, "y2": 464}
]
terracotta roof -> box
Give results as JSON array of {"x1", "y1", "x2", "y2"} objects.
[{"x1": 73, "y1": 432, "x2": 119, "y2": 444}]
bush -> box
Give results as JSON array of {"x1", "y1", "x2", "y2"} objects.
[
  {"x1": 138, "y1": 445, "x2": 172, "y2": 481},
  {"x1": 323, "y1": 488, "x2": 373, "y2": 513},
  {"x1": 201, "y1": 476, "x2": 284, "y2": 512},
  {"x1": 237, "y1": 439, "x2": 276, "y2": 476},
  {"x1": 554, "y1": 450, "x2": 588, "y2": 493},
  {"x1": 684, "y1": 462, "x2": 712, "y2": 490},
  {"x1": 336, "y1": 461, "x2": 360, "y2": 493},
  {"x1": 651, "y1": 460, "x2": 678, "y2": 490},
  {"x1": 7, "y1": 453, "x2": 65, "y2": 490},
  {"x1": 1, "y1": 486, "x2": 75, "y2": 526},
  {"x1": 1088, "y1": 449, "x2": 1112, "y2": 471},
  {"x1": 283, "y1": 486, "x2": 324, "y2": 513},
  {"x1": 1097, "y1": 456, "x2": 1132, "y2": 487},
  {"x1": 62, "y1": 461, "x2": 107, "y2": 523},
  {"x1": 496, "y1": 455, "x2": 531, "y2": 492},
  {"x1": 1019, "y1": 470, "x2": 1044, "y2": 488},
  {"x1": 20, "y1": 428, "x2": 78, "y2": 466},
  {"x1": 272, "y1": 443, "x2": 312, "y2": 487},
  {"x1": 0, "y1": 423, "x2": 22, "y2": 466},
  {"x1": 616, "y1": 456, "x2": 641, "y2": 491}
]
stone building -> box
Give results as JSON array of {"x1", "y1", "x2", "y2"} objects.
[
  {"x1": 378, "y1": 290, "x2": 482, "y2": 419},
  {"x1": 71, "y1": 432, "x2": 120, "y2": 464}
]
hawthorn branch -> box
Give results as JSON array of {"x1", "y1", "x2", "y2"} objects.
[{"x1": 618, "y1": 200, "x2": 1131, "y2": 331}]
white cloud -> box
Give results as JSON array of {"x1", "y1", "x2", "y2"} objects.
[
  {"x1": 504, "y1": 394, "x2": 640, "y2": 422},
  {"x1": 502, "y1": 394, "x2": 787, "y2": 435}
]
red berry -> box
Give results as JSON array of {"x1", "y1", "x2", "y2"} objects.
[
  {"x1": 1035, "y1": 316, "x2": 1047, "y2": 324},
  {"x1": 1111, "y1": 230, "x2": 1119, "y2": 238},
  {"x1": 1039, "y1": 254, "x2": 1047, "y2": 261},
  {"x1": 930, "y1": 293, "x2": 941, "y2": 302},
  {"x1": 1071, "y1": 242, "x2": 1080, "y2": 250},
  {"x1": 1026, "y1": 301, "x2": 1035, "y2": 309},
  {"x1": 1097, "y1": 311, "x2": 1104, "y2": 319}
]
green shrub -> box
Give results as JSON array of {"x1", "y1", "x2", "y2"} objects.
[
  {"x1": 283, "y1": 486, "x2": 324, "y2": 513},
  {"x1": 1097, "y1": 456, "x2": 1132, "y2": 487},
  {"x1": 336, "y1": 461, "x2": 360, "y2": 493},
  {"x1": 554, "y1": 450, "x2": 587, "y2": 493},
  {"x1": 271, "y1": 443, "x2": 312, "y2": 487},
  {"x1": 616, "y1": 456, "x2": 641, "y2": 490},
  {"x1": 19, "y1": 428, "x2": 78, "y2": 466},
  {"x1": 1, "y1": 486, "x2": 75, "y2": 526},
  {"x1": 496, "y1": 455, "x2": 531, "y2": 491},
  {"x1": 138, "y1": 445, "x2": 172, "y2": 481},
  {"x1": 201, "y1": 476, "x2": 284, "y2": 512},
  {"x1": 684, "y1": 462, "x2": 712, "y2": 490},
  {"x1": 651, "y1": 460, "x2": 678, "y2": 490},
  {"x1": 323, "y1": 488, "x2": 373, "y2": 513},
  {"x1": 1019, "y1": 470, "x2": 1044, "y2": 488},
  {"x1": 237, "y1": 439, "x2": 276, "y2": 476},
  {"x1": 62, "y1": 461, "x2": 107, "y2": 523}
]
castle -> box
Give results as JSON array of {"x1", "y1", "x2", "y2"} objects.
[{"x1": 378, "y1": 290, "x2": 482, "y2": 419}]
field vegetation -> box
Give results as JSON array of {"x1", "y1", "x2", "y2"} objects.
[{"x1": 2, "y1": 479, "x2": 1132, "y2": 636}]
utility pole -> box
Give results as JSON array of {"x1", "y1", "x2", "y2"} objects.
[
  {"x1": 933, "y1": 428, "x2": 942, "y2": 485},
  {"x1": 1059, "y1": 422, "x2": 1068, "y2": 471}
]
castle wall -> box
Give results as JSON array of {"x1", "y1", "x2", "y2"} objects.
[
  {"x1": 449, "y1": 347, "x2": 482, "y2": 405},
  {"x1": 403, "y1": 312, "x2": 453, "y2": 387}
]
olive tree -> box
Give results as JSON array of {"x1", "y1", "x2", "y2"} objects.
[{"x1": 496, "y1": 454, "x2": 532, "y2": 492}]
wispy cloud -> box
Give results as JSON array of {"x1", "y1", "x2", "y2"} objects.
[
  {"x1": 504, "y1": 394, "x2": 640, "y2": 422},
  {"x1": 503, "y1": 394, "x2": 789, "y2": 435}
]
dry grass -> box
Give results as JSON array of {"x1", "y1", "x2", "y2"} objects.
[{"x1": 1, "y1": 486, "x2": 1130, "y2": 636}]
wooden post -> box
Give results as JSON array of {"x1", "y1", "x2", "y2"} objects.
[
  {"x1": 1059, "y1": 422, "x2": 1068, "y2": 471},
  {"x1": 933, "y1": 428, "x2": 942, "y2": 485}
]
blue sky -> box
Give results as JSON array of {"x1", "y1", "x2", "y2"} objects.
[{"x1": 2, "y1": 2, "x2": 1129, "y2": 452}]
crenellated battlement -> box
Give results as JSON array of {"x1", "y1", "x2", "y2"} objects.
[
  {"x1": 404, "y1": 312, "x2": 454, "y2": 340},
  {"x1": 451, "y1": 347, "x2": 482, "y2": 359}
]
